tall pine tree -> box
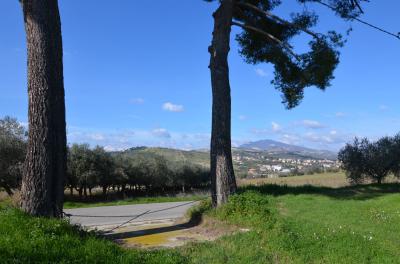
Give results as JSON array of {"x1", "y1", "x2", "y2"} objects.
[
  {"x1": 205, "y1": 0, "x2": 367, "y2": 207},
  {"x1": 20, "y1": 0, "x2": 67, "y2": 217}
]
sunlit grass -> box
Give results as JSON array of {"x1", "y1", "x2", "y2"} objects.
[{"x1": 182, "y1": 183, "x2": 400, "y2": 263}]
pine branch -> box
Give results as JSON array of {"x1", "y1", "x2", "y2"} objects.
[
  {"x1": 231, "y1": 21, "x2": 301, "y2": 61},
  {"x1": 236, "y1": 2, "x2": 320, "y2": 39},
  {"x1": 351, "y1": 0, "x2": 364, "y2": 14},
  {"x1": 315, "y1": 0, "x2": 400, "y2": 40}
]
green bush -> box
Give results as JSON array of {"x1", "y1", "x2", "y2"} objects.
[{"x1": 215, "y1": 191, "x2": 276, "y2": 228}]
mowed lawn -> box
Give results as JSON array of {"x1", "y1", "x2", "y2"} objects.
[{"x1": 1, "y1": 173, "x2": 399, "y2": 263}]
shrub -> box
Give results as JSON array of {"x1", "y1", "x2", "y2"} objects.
[{"x1": 215, "y1": 190, "x2": 276, "y2": 228}]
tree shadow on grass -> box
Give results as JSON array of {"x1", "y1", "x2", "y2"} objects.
[
  {"x1": 103, "y1": 206, "x2": 204, "y2": 241},
  {"x1": 101, "y1": 206, "x2": 207, "y2": 242},
  {"x1": 240, "y1": 183, "x2": 400, "y2": 201}
]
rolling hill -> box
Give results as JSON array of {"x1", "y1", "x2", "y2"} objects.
[{"x1": 239, "y1": 139, "x2": 337, "y2": 160}]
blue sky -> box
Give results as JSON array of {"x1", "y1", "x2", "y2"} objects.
[{"x1": 1, "y1": 1, "x2": 399, "y2": 151}]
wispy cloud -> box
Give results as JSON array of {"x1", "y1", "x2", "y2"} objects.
[
  {"x1": 335, "y1": 112, "x2": 346, "y2": 118},
  {"x1": 151, "y1": 128, "x2": 171, "y2": 138},
  {"x1": 299, "y1": 120, "x2": 325, "y2": 129},
  {"x1": 271, "y1": 121, "x2": 282, "y2": 132},
  {"x1": 238, "y1": 115, "x2": 248, "y2": 121},
  {"x1": 162, "y1": 102, "x2": 184, "y2": 112},
  {"x1": 130, "y1": 98, "x2": 145, "y2": 105},
  {"x1": 249, "y1": 119, "x2": 353, "y2": 151},
  {"x1": 379, "y1": 104, "x2": 389, "y2": 111},
  {"x1": 67, "y1": 126, "x2": 210, "y2": 151},
  {"x1": 255, "y1": 68, "x2": 268, "y2": 77}
]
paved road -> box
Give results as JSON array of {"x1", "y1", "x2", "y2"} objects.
[{"x1": 64, "y1": 201, "x2": 198, "y2": 227}]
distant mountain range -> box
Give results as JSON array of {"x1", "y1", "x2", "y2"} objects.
[{"x1": 239, "y1": 139, "x2": 337, "y2": 160}]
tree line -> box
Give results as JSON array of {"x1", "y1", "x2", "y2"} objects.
[
  {"x1": 338, "y1": 135, "x2": 400, "y2": 184},
  {"x1": 67, "y1": 144, "x2": 210, "y2": 199},
  {"x1": 0, "y1": 117, "x2": 210, "y2": 199}
]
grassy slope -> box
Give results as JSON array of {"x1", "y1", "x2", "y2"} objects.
[
  {"x1": 121, "y1": 147, "x2": 209, "y2": 167},
  {"x1": 0, "y1": 207, "x2": 187, "y2": 263},
  {"x1": 1, "y1": 177, "x2": 399, "y2": 263},
  {"x1": 183, "y1": 184, "x2": 400, "y2": 263}
]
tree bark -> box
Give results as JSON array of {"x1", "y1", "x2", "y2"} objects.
[
  {"x1": 20, "y1": 0, "x2": 66, "y2": 217},
  {"x1": 209, "y1": 0, "x2": 237, "y2": 207}
]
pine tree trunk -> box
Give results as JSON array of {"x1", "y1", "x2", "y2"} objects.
[
  {"x1": 20, "y1": 0, "x2": 66, "y2": 217},
  {"x1": 208, "y1": 0, "x2": 237, "y2": 207}
]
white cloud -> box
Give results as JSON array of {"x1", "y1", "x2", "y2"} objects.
[
  {"x1": 255, "y1": 68, "x2": 268, "y2": 77},
  {"x1": 162, "y1": 102, "x2": 184, "y2": 112},
  {"x1": 300, "y1": 120, "x2": 325, "y2": 129},
  {"x1": 152, "y1": 128, "x2": 171, "y2": 138},
  {"x1": 335, "y1": 112, "x2": 346, "y2": 118},
  {"x1": 379, "y1": 105, "x2": 389, "y2": 111},
  {"x1": 130, "y1": 98, "x2": 145, "y2": 105},
  {"x1": 271, "y1": 122, "x2": 282, "y2": 132},
  {"x1": 88, "y1": 133, "x2": 105, "y2": 141},
  {"x1": 280, "y1": 134, "x2": 300, "y2": 145},
  {"x1": 239, "y1": 115, "x2": 247, "y2": 121},
  {"x1": 251, "y1": 128, "x2": 270, "y2": 135},
  {"x1": 67, "y1": 126, "x2": 211, "y2": 151}
]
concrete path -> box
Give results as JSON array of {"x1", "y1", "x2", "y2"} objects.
[{"x1": 64, "y1": 201, "x2": 198, "y2": 228}]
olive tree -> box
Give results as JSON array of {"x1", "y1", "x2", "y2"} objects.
[{"x1": 0, "y1": 117, "x2": 27, "y2": 195}]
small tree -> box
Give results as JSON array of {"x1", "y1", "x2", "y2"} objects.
[
  {"x1": 364, "y1": 137, "x2": 395, "y2": 184},
  {"x1": 0, "y1": 117, "x2": 27, "y2": 195},
  {"x1": 389, "y1": 133, "x2": 400, "y2": 178},
  {"x1": 338, "y1": 138, "x2": 367, "y2": 184},
  {"x1": 339, "y1": 137, "x2": 395, "y2": 184}
]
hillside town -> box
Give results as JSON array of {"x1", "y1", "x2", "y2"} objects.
[{"x1": 233, "y1": 153, "x2": 341, "y2": 179}]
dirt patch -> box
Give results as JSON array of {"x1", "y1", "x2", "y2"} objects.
[
  {"x1": 0, "y1": 192, "x2": 8, "y2": 201},
  {"x1": 106, "y1": 217, "x2": 244, "y2": 249}
]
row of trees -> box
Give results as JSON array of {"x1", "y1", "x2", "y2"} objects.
[
  {"x1": 17, "y1": 0, "x2": 373, "y2": 216},
  {"x1": 0, "y1": 118, "x2": 210, "y2": 199},
  {"x1": 338, "y1": 135, "x2": 400, "y2": 184},
  {"x1": 67, "y1": 144, "x2": 210, "y2": 199}
]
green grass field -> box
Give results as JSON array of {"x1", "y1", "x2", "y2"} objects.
[
  {"x1": 184, "y1": 184, "x2": 400, "y2": 263},
  {"x1": 1, "y1": 173, "x2": 399, "y2": 263}
]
